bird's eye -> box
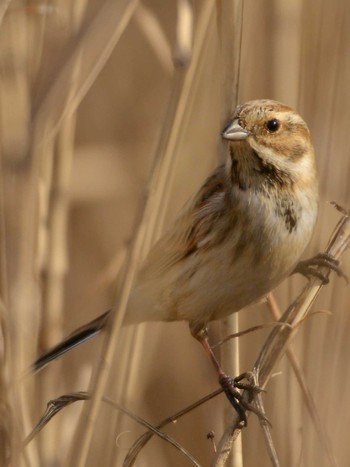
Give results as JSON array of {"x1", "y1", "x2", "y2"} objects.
[{"x1": 266, "y1": 119, "x2": 280, "y2": 133}]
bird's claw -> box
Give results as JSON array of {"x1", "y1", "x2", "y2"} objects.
[
  {"x1": 219, "y1": 372, "x2": 270, "y2": 426},
  {"x1": 294, "y1": 252, "x2": 348, "y2": 284}
]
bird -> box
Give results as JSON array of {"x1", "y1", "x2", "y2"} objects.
[{"x1": 34, "y1": 99, "x2": 319, "y2": 379}]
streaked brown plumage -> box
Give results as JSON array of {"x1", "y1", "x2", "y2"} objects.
[{"x1": 34, "y1": 99, "x2": 318, "y2": 371}]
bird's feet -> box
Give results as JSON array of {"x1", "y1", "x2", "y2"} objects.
[
  {"x1": 191, "y1": 326, "x2": 270, "y2": 425},
  {"x1": 293, "y1": 252, "x2": 347, "y2": 284},
  {"x1": 219, "y1": 371, "x2": 268, "y2": 426}
]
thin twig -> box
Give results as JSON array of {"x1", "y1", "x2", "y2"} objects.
[
  {"x1": 213, "y1": 321, "x2": 292, "y2": 348},
  {"x1": 26, "y1": 392, "x2": 202, "y2": 467},
  {"x1": 254, "y1": 380, "x2": 280, "y2": 467},
  {"x1": 266, "y1": 293, "x2": 338, "y2": 467},
  {"x1": 123, "y1": 388, "x2": 223, "y2": 466},
  {"x1": 105, "y1": 398, "x2": 202, "y2": 467},
  {"x1": 26, "y1": 389, "x2": 224, "y2": 466}
]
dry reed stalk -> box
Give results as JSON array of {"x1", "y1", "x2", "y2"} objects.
[
  {"x1": 0, "y1": 7, "x2": 43, "y2": 466},
  {"x1": 216, "y1": 2, "x2": 244, "y2": 466},
  {"x1": 152, "y1": 2, "x2": 214, "y2": 240},
  {"x1": 212, "y1": 207, "x2": 350, "y2": 466},
  {"x1": 36, "y1": 2, "x2": 87, "y2": 463},
  {"x1": 65, "y1": 2, "x2": 217, "y2": 465},
  {"x1": 134, "y1": 3, "x2": 173, "y2": 75},
  {"x1": 32, "y1": 0, "x2": 139, "y2": 148},
  {"x1": 0, "y1": 297, "x2": 11, "y2": 465},
  {"x1": 0, "y1": 109, "x2": 11, "y2": 466},
  {"x1": 0, "y1": 0, "x2": 11, "y2": 26},
  {"x1": 41, "y1": 117, "x2": 76, "y2": 350},
  {"x1": 216, "y1": 0, "x2": 244, "y2": 120},
  {"x1": 266, "y1": 293, "x2": 337, "y2": 467},
  {"x1": 174, "y1": 0, "x2": 194, "y2": 66}
]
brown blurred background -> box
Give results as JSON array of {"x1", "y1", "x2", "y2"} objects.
[{"x1": 1, "y1": 0, "x2": 350, "y2": 466}]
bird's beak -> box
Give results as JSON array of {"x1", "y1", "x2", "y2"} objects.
[{"x1": 222, "y1": 119, "x2": 250, "y2": 141}]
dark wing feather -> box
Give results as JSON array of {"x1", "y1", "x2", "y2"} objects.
[{"x1": 33, "y1": 310, "x2": 111, "y2": 372}]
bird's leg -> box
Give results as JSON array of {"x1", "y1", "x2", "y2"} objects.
[
  {"x1": 191, "y1": 326, "x2": 266, "y2": 425},
  {"x1": 293, "y1": 252, "x2": 347, "y2": 284}
]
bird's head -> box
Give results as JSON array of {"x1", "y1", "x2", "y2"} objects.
[{"x1": 222, "y1": 99, "x2": 317, "y2": 187}]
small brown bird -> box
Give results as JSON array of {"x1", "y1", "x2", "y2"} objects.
[{"x1": 34, "y1": 99, "x2": 319, "y2": 373}]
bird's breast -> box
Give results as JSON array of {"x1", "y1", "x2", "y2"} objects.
[{"x1": 171, "y1": 187, "x2": 317, "y2": 324}]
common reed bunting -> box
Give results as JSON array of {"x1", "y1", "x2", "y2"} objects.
[{"x1": 34, "y1": 100, "x2": 321, "y2": 415}]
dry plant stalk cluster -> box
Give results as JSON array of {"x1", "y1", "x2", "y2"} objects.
[{"x1": 0, "y1": 1, "x2": 350, "y2": 466}]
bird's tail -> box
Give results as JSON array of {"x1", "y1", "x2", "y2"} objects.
[{"x1": 33, "y1": 310, "x2": 111, "y2": 372}]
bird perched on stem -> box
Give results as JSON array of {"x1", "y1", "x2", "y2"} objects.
[{"x1": 34, "y1": 100, "x2": 320, "y2": 415}]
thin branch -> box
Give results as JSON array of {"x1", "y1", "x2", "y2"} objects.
[
  {"x1": 104, "y1": 397, "x2": 203, "y2": 467},
  {"x1": 266, "y1": 293, "x2": 338, "y2": 467},
  {"x1": 123, "y1": 388, "x2": 223, "y2": 466},
  {"x1": 213, "y1": 321, "x2": 292, "y2": 348},
  {"x1": 254, "y1": 385, "x2": 280, "y2": 467}
]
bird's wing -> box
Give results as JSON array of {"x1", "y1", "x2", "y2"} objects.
[{"x1": 137, "y1": 164, "x2": 228, "y2": 280}]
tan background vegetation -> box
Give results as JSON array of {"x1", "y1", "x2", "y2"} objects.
[{"x1": 0, "y1": 0, "x2": 350, "y2": 466}]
